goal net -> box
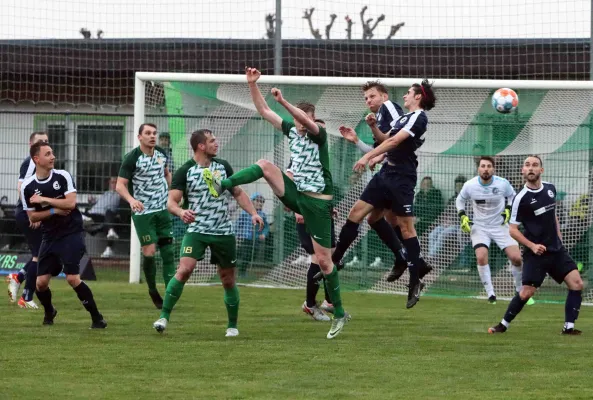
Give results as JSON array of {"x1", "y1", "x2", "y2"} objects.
[{"x1": 133, "y1": 73, "x2": 593, "y2": 304}]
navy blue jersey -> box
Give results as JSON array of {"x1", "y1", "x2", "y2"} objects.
[
  {"x1": 376, "y1": 100, "x2": 404, "y2": 134},
  {"x1": 16, "y1": 156, "x2": 36, "y2": 210},
  {"x1": 510, "y1": 182, "x2": 563, "y2": 252},
  {"x1": 385, "y1": 110, "x2": 428, "y2": 176},
  {"x1": 20, "y1": 169, "x2": 83, "y2": 240}
]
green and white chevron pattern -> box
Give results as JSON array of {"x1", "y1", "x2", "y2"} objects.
[
  {"x1": 128, "y1": 148, "x2": 168, "y2": 215},
  {"x1": 287, "y1": 126, "x2": 326, "y2": 193}
]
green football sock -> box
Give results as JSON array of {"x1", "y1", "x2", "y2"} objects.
[
  {"x1": 223, "y1": 285, "x2": 240, "y2": 329},
  {"x1": 221, "y1": 164, "x2": 263, "y2": 190},
  {"x1": 159, "y1": 243, "x2": 176, "y2": 287},
  {"x1": 160, "y1": 277, "x2": 185, "y2": 321},
  {"x1": 142, "y1": 255, "x2": 157, "y2": 293},
  {"x1": 324, "y1": 266, "x2": 345, "y2": 318}
]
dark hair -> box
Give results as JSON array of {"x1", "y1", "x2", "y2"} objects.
[
  {"x1": 412, "y1": 79, "x2": 436, "y2": 111},
  {"x1": 478, "y1": 156, "x2": 495, "y2": 168},
  {"x1": 138, "y1": 123, "x2": 157, "y2": 135},
  {"x1": 421, "y1": 176, "x2": 433, "y2": 183},
  {"x1": 314, "y1": 118, "x2": 325, "y2": 125},
  {"x1": 362, "y1": 80, "x2": 388, "y2": 95},
  {"x1": 29, "y1": 131, "x2": 48, "y2": 143},
  {"x1": 296, "y1": 102, "x2": 315, "y2": 115},
  {"x1": 526, "y1": 154, "x2": 543, "y2": 167},
  {"x1": 190, "y1": 129, "x2": 213, "y2": 151},
  {"x1": 455, "y1": 175, "x2": 467, "y2": 185},
  {"x1": 30, "y1": 141, "x2": 50, "y2": 160}
]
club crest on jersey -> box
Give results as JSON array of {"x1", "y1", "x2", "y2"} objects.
[
  {"x1": 492, "y1": 187, "x2": 499, "y2": 195},
  {"x1": 399, "y1": 116, "x2": 408, "y2": 124},
  {"x1": 53, "y1": 181, "x2": 60, "y2": 190},
  {"x1": 548, "y1": 190, "x2": 554, "y2": 198}
]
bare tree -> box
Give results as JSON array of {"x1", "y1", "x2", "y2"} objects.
[
  {"x1": 325, "y1": 14, "x2": 337, "y2": 39},
  {"x1": 97, "y1": 29, "x2": 104, "y2": 39},
  {"x1": 360, "y1": 6, "x2": 385, "y2": 39},
  {"x1": 386, "y1": 22, "x2": 405, "y2": 39},
  {"x1": 303, "y1": 8, "x2": 322, "y2": 39},
  {"x1": 345, "y1": 15, "x2": 354, "y2": 40},
  {"x1": 80, "y1": 28, "x2": 91, "y2": 39},
  {"x1": 265, "y1": 14, "x2": 276, "y2": 39}
]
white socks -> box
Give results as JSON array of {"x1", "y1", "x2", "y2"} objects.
[
  {"x1": 511, "y1": 265, "x2": 523, "y2": 293},
  {"x1": 477, "y1": 264, "x2": 495, "y2": 298}
]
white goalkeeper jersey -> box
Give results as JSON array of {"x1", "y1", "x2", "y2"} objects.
[{"x1": 456, "y1": 175, "x2": 516, "y2": 227}]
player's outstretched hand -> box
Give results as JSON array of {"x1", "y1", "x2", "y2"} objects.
[
  {"x1": 129, "y1": 199, "x2": 144, "y2": 213},
  {"x1": 353, "y1": 156, "x2": 368, "y2": 173},
  {"x1": 369, "y1": 154, "x2": 385, "y2": 171},
  {"x1": 365, "y1": 113, "x2": 377, "y2": 127},
  {"x1": 29, "y1": 221, "x2": 41, "y2": 229},
  {"x1": 294, "y1": 213, "x2": 305, "y2": 224},
  {"x1": 271, "y1": 87, "x2": 284, "y2": 102},
  {"x1": 501, "y1": 206, "x2": 511, "y2": 225},
  {"x1": 245, "y1": 67, "x2": 261, "y2": 83},
  {"x1": 529, "y1": 243, "x2": 546, "y2": 255},
  {"x1": 180, "y1": 209, "x2": 196, "y2": 224},
  {"x1": 339, "y1": 126, "x2": 358, "y2": 143},
  {"x1": 459, "y1": 214, "x2": 472, "y2": 233},
  {"x1": 252, "y1": 214, "x2": 265, "y2": 231}
]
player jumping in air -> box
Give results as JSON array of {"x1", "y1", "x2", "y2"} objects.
[
  {"x1": 21, "y1": 141, "x2": 106, "y2": 328},
  {"x1": 203, "y1": 67, "x2": 350, "y2": 339},
  {"x1": 116, "y1": 123, "x2": 176, "y2": 309},
  {"x1": 456, "y1": 156, "x2": 534, "y2": 305},
  {"x1": 488, "y1": 155, "x2": 583, "y2": 335},
  {"x1": 153, "y1": 129, "x2": 264, "y2": 336}
]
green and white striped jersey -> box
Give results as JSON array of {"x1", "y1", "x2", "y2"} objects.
[
  {"x1": 118, "y1": 146, "x2": 169, "y2": 215},
  {"x1": 282, "y1": 120, "x2": 333, "y2": 195},
  {"x1": 172, "y1": 158, "x2": 235, "y2": 235}
]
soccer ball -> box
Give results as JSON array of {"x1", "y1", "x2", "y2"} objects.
[{"x1": 492, "y1": 88, "x2": 519, "y2": 113}]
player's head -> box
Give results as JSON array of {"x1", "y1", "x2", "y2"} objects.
[
  {"x1": 29, "y1": 131, "x2": 49, "y2": 147},
  {"x1": 406, "y1": 79, "x2": 436, "y2": 111},
  {"x1": 522, "y1": 155, "x2": 544, "y2": 184},
  {"x1": 158, "y1": 132, "x2": 171, "y2": 148},
  {"x1": 295, "y1": 102, "x2": 316, "y2": 133},
  {"x1": 420, "y1": 176, "x2": 433, "y2": 192},
  {"x1": 138, "y1": 123, "x2": 158, "y2": 148},
  {"x1": 362, "y1": 80, "x2": 389, "y2": 113},
  {"x1": 251, "y1": 193, "x2": 265, "y2": 210},
  {"x1": 478, "y1": 156, "x2": 495, "y2": 181},
  {"x1": 314, "y1": 118, "x2": 326, "y2": 128},
  {"x1": 454, "y1": 175, "x2": 466, "y2": 194},
  {"x1": 30, "y1": 141, "x2": 55, "y2": 170},
  {"x1": 190, "y1": 129, "x2": 218, "y2": 157},
  {"x1": 108, "y1": 176, "x2": 118, "y2": 191}
]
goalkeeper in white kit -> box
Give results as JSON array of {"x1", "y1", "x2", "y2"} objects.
[{"x1": 456, "y1": 156, "x2": 534, "y2": 305}]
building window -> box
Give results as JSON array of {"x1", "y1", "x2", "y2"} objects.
[{"x1": 47, "y1": 124, "x2": 67, "y2": 171}]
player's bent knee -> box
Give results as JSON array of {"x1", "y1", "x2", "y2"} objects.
[
  {"x1": 36, "y1": 276, "x2": 50, "y2": 291},
  {"x1": 256, "y1": 159, "x2": 272, "y2": 172},
  {"x1": 65, "y1": 274, "x2": 81, "y2": 287},
  {"x1": 519, "y1": 286, "x2": 536, "y2": 301}
]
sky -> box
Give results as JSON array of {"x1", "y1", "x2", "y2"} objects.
[{"x1": 1, "y1": 0, "x2": 591, "y2": 40}]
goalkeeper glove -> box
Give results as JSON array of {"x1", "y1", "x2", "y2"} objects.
[
  {"x1": 458, "y1": 211, "x2": 472, "y2": 233},
  {"x1": 501, "y1": 205, "x2": 511, "y2": 225}
]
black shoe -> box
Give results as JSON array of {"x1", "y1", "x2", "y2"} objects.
[
  {"x1": 488, "y1": 295, "x2": 497, "y2": 304},
  {"x1": 488, "y1": 323, "x2": 507, "y2": 334},
  {"x1": 561, "y1": 328, "x2": 582, "y2": 335},
  {"x1": 386, "y1": 260, "x2": 408, "y2": 282},
  {"x1": 43, "y1": 308, "x2": 58, "y2": 325},
  {"x1": 149, "y1": 290, "x2": 163, "y2": 310},
  {"x1": 418, "y1": 259, "x2": 433, "y2": 280},
  {"x1": 91, "y1": 318, "x2": 108, "y2": 329},
  {"x1": 406, "y1": 281, "x2": 425, "y2": 309}
]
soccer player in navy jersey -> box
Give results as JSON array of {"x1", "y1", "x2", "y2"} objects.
[
  {"x1": 7, "y1": 131, "x2": 49, "y2": 308},
  {"x1": 21, "y1": 142, "x2": 106, "y2": 328},
  {"x1": 351, "y1": 79, "x2": 436, "y2": 308},
  {"x1": 488, "y1": 155, "x2": 583, "y2": 335}
]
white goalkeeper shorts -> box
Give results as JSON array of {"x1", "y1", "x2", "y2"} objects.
[{"x1": 470, "y1": 224, "x2": 518, "y2": 250}]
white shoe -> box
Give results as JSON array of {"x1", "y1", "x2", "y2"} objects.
[
  {"x1": 345, "y1": 256, "x2": 360, "y2": 268},
  {"x1": 291, "y1": 255, "x2": 310, "y2": 266},
  {"x1": 18, "y1": 298, "x2": 39, "y2": 309},
  {"x1": 101, "y1": 247, "x2": 115, "y2": 258},
  {"x1": 327, "y1": 312, "x2": 351, "y2": 339},
  {"x1": 225, "y1": 328, "x2": 239, "y2": 337},
  {"x1": 6, "y1": 273, "x2": 20, "y2": 302},
  {"x1": 369, "y1": 257, "x2": 383, "y2": 268},
  {"x1": 320, "y1": 299, "x2": 335, "y2": 315},
  {"x1": 302, "y1": 301, "x2": 330, "y2": 321},
  {"x1": 153, "y1": 318, "x2": 168, "y2": 333},
  {"x1": 106, "y1": 228, "x2": 119, "y2": 240}
]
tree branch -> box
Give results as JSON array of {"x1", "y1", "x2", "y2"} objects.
[
  {"x1": 325, "y1": 14, "x2": 337, "y2": 39},
  {"x1": 303, "y1": 8, "x2": 322, "y2": 39},
  {"x1": 386, "y1": 22, "x2": 405, "y2": 39}
]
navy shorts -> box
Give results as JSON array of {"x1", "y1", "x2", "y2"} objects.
[
  {"x1": 359, "y1": 165, "x2": 416, "y2": 217},
  {"x1": 15, "y1": 209, "x2": 43, "y2": 257},
  {"x1": 522, "y1": 248, "x2": 577, "y2": 287},
  {"x1": 296, "y1": 218, "x2": 336, "y2": 255},
  {"x1": 37, "y1": 232, "x2": 86, "y2": 277}
]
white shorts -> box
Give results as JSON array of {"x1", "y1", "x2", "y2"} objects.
[{"x1": 470, "y1": 224, "x2": 518, "y2": 250}]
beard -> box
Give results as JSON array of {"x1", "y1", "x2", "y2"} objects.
[
  {"x1": 525, "y1": 172, "x2": 540, "y2": 183},
  {"x1": 480, "y1": 172, "x2": 491, "y2": 181}
]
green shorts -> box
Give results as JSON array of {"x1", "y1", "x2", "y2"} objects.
[
  {"x1": 132, "y1": 209, "x2": 173, "y2": 246},
  {"x1": 180, "y1": 232, "x2": 237, "y2": 268},
  {"x1": 280, "y1": 173, "x2": 333, "y2": 248}
]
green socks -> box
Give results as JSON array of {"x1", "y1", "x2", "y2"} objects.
[
  {"x1": 159, "y1": 244, "x2": 176, "y2": 287},
  {"x1": 324, "y1": 266, "x2": 345, "y2": 318},
  {"x1": 224, "y1": 285, "x2": 240, "y2": 329},
  {"x1": 160, "y1": 277, "x2": 185, "y2": 320},
  {"x1": 142, "y1": 255, "x2": 157, "y2": 293},
  {"x1": 221, "y1": 164, "x2": 263, "y2": 190}
]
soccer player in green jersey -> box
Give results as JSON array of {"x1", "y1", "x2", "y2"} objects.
[
  {"x1": 203, "y1": 67, "x2": 350, "y2": 339},
  {"x1": 116, "y1": 123, "x2": 176, "y2": 309},
  {"x1": 153, "y1": 129, "x2": 264, "y2": 337}
]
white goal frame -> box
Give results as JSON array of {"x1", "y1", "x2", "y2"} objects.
[{"x1": 130, "y1": 72, "x2": 593, "y2": 283}]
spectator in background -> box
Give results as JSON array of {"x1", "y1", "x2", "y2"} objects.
[
  {"x1": 414, "y1": 176, "x2": 444, "y2": 236},
  {"x1": 82, "y1": 176, "x2": 121, "y2": 258},
  {"x1": 556, "y1": 191, "x2": 568, "y2": 228},
  {"x1": 159, "y1": 132, "x2": 175, "y2": 173},
  {"x1": 235, "y1": 193, "x2": 270, "y2": 276}
]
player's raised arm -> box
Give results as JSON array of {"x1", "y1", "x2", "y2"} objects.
[
  {"x1": 272, "y1": 88, "x2": 320, "y2": 135},
  {"x1": 246, "y1": 67, "x2": 283, "y2": 131},
  {"x1": 353, "y1": 129, "x2": 411, "y2": 172},
  {"x1": 339, "y1": 126, "x2": 374, "y2": 154}
]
